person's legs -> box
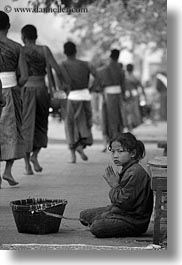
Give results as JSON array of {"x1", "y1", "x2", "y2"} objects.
[
  {"x1": 65, "y1": 100, "x2": 78, "y2": 163},
  {"x1": 24, "y1": 152, "x2": 33, "y2": 175},
  {"x1": 21, "y1": 87, "x2": 36, "y2": 175},
  {"x1": 76, "y1": 145, "x2": 88, "y2": 161},
  {"x1": 75, "y1": 101, "x2": 92, "y2": 161},
  {"x1": 80, "y1": 207, "x2": 110, "y2": 226},
  {"x1": 90, "y1": 218, "x2": 138, "y2": 238},
  {"x1": 101, "y1": 96, "x2": 109, "y2": 150},
  {"x1": 106, "y1": 94, "x2": 123, "y2": 139},
  {"x1": 2, "y1": 159, "x2": 19, "y2": 186},
  {"x1": 30, "y1": 147, "x2": 42, "y2": 172},
  {"x1": 132, "y1": 96, "x2": 142, "y2": 127},
  {"x1": 69, "y1": 146, "x2": 76, "y2": 163},
  {"x1": 84, "y1": 101, "x2": 92, "y2": 130},
  {"x1": 31, "y1": 87, "x2": 49, "y2": 170}
]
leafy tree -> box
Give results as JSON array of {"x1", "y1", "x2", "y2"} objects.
[
  {"x1": 69, "y1": 0, "x2": 167, "y2": 68},
  {"x1": 13, "y1": 0, "x2": 167, "y2": 69},
  {"x1": 14, "y1": 0, "x2": 166, "y2": 48}
]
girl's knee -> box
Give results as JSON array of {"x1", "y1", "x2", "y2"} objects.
[
  {"x1": 90, "y1": 219, "x2": 137, "y2": 238},
  {"x1": 90, "y1": 220, "x2": 106, "y2": 238},
  {"x1": 80, "y1": 209, "x2": 89, "y2": 220},
  {"x1": 80, "y1": 209, "x2": 92, "y2": 226}
]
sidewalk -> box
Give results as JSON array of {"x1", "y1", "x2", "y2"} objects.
[{"x1": 48, "y1": 117, "x2": 167, "y2": 144}]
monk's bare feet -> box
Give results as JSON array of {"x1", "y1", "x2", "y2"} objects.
[
  {"x1": 24, "y1": 164, "x2": 34, "y2": 175},
  {"x1": 76, "y1": 146, "x2": 88, "y2": 161},
  {"x1": 68, "y1": 150, "x2": 76, "y2": 163},
  {"x1": 2, "y1": 174, "x2": 19, "y2": 186},
  {"x1": 30, "y1": 156, "x2": 43, "y2": 172}
]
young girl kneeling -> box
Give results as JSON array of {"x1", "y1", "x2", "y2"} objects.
[{"x1": 80, "y1": 132, "x2": 153, "y2": 238}]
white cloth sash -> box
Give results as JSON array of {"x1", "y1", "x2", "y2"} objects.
[
  {"x1": 156, "y1": 73, "x2": 167, "y2": 87},
  {"x1": 104, "y1": 85, "x2": 121, "y2": 94},
  {"x1": 0, "y1": 72, "x2": 17, "y2": 88},
  {"x1": 68, "y1": 88, "x2": 91, "y2": 101}
]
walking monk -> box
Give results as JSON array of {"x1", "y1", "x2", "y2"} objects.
[
  {"x1": 0, "y1": 11, "x2": 28, "y2": 188},
  {"x1": 61, "y1": 41, "x2": 100, "y2": 163}
]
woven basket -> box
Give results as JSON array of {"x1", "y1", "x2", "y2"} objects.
[{"x1": 10, "y1": 198, "x2": 67, "y2": 234}]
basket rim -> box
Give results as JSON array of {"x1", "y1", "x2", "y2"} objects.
[{"x1": 10, "y1": 198, "x2": 68, "y2": 209}]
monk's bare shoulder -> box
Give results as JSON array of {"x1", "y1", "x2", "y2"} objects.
[{"x1": 7, "y1": 38, "x2": 23, "y2": 51}]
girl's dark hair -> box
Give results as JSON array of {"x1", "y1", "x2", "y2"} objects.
[
  {"x1": 64, "y1": 41, "x2": 77, "y2": 56},
  {"x1": 0, "y1": 11, "x2": 10, "y2": 30},
  {"x1": 109, "y1": 132, "x2": 145, "y2": 160},
  {"x1": 21, "y1": 25, "x2": 38, "y2": 40}
]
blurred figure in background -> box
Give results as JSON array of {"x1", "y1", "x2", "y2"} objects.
[
  {"x1": 61, "y1": 41, "x2": 100, "y2": 163},
  {"x1": 0, "y1": 11, "x2": 28, "y2": 188},
  {"x1": 21, "y1": 24, "x2": 65, "y2": 174},
  {"x1": 0, "y1": 80, "x2": 5, "y2": 186},
  {"x1": 99, "y1": 49, "x2": 126, "y2": 152},
  {"x1": 124, "y1": 63, "x2": 146, "y2": 131},
  {"x1": 142, "y1": 79, "x2": 159, "y2": 124},
  {"x1": 155, "y1": 71, "x2": 167, "y2": 121}
]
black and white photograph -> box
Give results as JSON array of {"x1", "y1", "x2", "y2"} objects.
[{"x1": 0, "y1": 0, "x2": 175, "y2": 262}]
